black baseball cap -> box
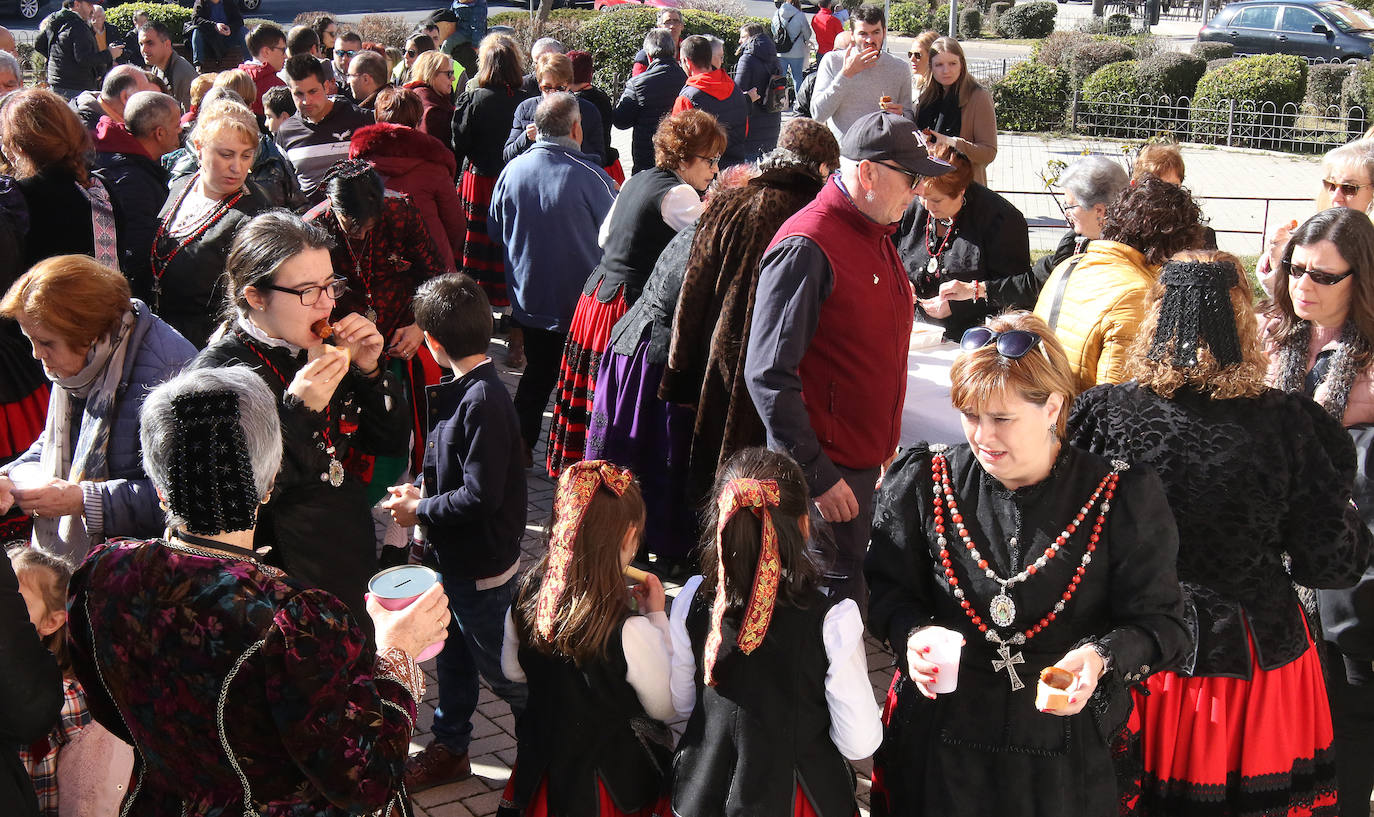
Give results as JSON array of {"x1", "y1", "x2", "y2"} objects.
[
  {"x1": 425, "y1": 9, "x2": 460, "y2": 25},
  {"x1": 841, "y1": 112, "x2": 953, "y2": 178}
]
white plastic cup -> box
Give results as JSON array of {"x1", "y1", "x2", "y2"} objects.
[
  {"x1": 6, "y1": 462, "x2": 46, "y2": 491},
  {"x1": 925, "y1": 629, "x2": 963, "y2": 694}
]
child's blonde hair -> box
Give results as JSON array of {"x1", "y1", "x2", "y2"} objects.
[{"x1": 8, "y1": 546, "x2": 74, "y2": 674}]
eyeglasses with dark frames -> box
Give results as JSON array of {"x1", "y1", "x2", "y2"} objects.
[
  {"x1": 260, "y1": 277, "x2": 349, "y2": 306},
  {"x1": 694, "y1": 155, "x2": 721, "y2": 168},
  {"x1": 960, "y1": 327, "x2": 1042, "y2": 359},
  {"x1": 1281, "y1": 259, "x2": 1355, "y2": 286},
  {"x1": 874, "y1": 161, "x2": 925, "y2": 190}
]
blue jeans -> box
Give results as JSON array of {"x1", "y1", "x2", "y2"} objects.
[
  {"x1": 778, "y1": 55, "x2": 807, "y2": 95},
  {"x1": 431, "y1": 573, "x2": 528, "y2": 754},
  {"x1": 190, "y1": 25, "x2": 248, "y2": 65}
]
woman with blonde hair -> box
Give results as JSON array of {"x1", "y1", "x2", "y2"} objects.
[
  {"x1": 914, "y1": 37, "x2": 997, "y2": 184},
  {"x1": 908, "y1": 30, "x2": 939, "y2": 97},
  {"x1": 405, "y1": 49, "x2": 460, "y2": 149},
  {"x1": 0, "y1": 255, "x2": 195, "y2": 559},
  {"x1": 152, "y1": 98, "x2": 270, "y2": 347},
  {"x1": 212, "y1": 68, "x2": 258, "y2": 110},
  {"x1": 867, "y1": 310, "x2": 1188, "y2": 816},
  {"x1": 1070, "y1": 250, "x2": 1368, "y2": 814}
]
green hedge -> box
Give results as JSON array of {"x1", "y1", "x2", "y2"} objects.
[
  {"x1": 960, "y1": 8, "x2": 983, "y2": 38},
  {"x1": 888, "y1": 1, "x2": 926, "y2": 35},
  {"x1": 1080, "y1": 59, "x2": 1139, "y2": 135},
  {"x1": 1306, "y1": 62, "x2": 1355, "y2": 110},
  {"x1": 1191, "y1": 54, "x2": 1307, "y2": 143},
  {"x1": 1066, "y1": 39, "x2": 1134, "y2": 85},
  {"x1": 106, "y1": 2, "x2": 193, "y2": 43},
  {"x1": 992, "y1": 61, "x2": 1067, "y2": 130},
  {"x1": 1135, "y1": 50, "x2": 1205, "y2": 98},
  {"x1": 579, "y1": 7, "x2": 765, "y2": 96},
  {"x1": 1033, "y1": 30, "x2": 1092, "y2": 70},
  {"x1": 1190, "y1": 40, "x2": 1234, "y2": 60},
  {"x1": 1341, "y1": 61, "x2": 1374, "y2": 134},
  {"x1": 996, "y1": 0, "x2": 1057, "y2": 37},
  {"x1": 1105, "y1": 12, "x2": 1131, "y2": 34},
  {"x1": 989, "y1": 1, "x2": 1013, "y2": 28}
]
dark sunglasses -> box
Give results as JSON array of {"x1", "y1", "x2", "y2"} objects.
[
  {"x1": 1322, "y1": 178, "x2": 1373, "y2": 198},
  {"x1": 960, "y1": 327, "x2": 1041, "y2": 359},
  {"x1": 1281, "y1": 258, "x2": 1354, "y2": 286}
]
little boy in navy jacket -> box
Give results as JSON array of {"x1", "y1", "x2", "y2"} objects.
[{"x1": 382, "y1": 273, "x2": 528, "y2": 790}]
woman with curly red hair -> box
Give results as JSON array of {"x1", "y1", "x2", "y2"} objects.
[{"x1": 545, "y1": 109, "x2": 726, "y2": 477}]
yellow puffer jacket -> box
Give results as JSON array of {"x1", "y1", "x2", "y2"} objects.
[{"x1": 1032, "y1": 240, "x2": 1160, "y2": 393}]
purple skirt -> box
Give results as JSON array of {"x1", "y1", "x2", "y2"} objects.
[{"x1": 586, "y1": 336, "x2": 696, "y2": 561}]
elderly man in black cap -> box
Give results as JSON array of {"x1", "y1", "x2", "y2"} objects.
[{"x1": 745, "y1": 111, "x2": 951, "y2": 607}]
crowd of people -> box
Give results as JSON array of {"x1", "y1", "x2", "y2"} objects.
[{"x1": 2, "y1": 2, "x2": 1374, "y2": 817}]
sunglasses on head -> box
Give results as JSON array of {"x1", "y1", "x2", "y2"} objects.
[
  {"x1": 1281, "y1": 258, "x2": 1354, "y2": 286},
  {"x1": 960, "y1": 327, "x2": 1041, "y2": 359},
  {"x1": 1322, "y1": 178, "x2": 1373, "y2": 198}
]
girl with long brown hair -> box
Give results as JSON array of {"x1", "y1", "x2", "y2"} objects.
[{"x1": 500, "y1": 460, "x2": 673, "y2": 817}]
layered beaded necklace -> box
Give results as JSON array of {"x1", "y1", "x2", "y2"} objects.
[
  {"x1": 923, "y1": 210, "x2": 959, "y2": 276},
  {"x1": 928, "y1": 443, "x2": 1126, "y2": 690},
  {"x1": 340, "y1": 227, "x2": 380, "y2": 324},
  {"x1": 149, "y1": 173, "x2": 245, "y2": 308}
]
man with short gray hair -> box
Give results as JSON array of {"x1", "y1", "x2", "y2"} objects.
[
  {"x1": 519, "y1": 37, "x2": 564, "y2": 96},
  {"x1": 70, "y1": 62, "x2": 155, "y2": 130},
  {"x1": 612, "y1": 27, "x2": 687, "y2": 174},
  {"x1": 92, "y1": 91, "x2": 181, "y2": 291},
  {"x1": 0, "y1": 51, "x2": 20, "y2": 98},
  {"x1": 489, "y1": 92, "x2": 617, "y2": 461}
]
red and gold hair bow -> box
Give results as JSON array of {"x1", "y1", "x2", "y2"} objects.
[
  {"x1": 704, "y1": 477, "x2": 781, "y2": 687},
  {"x1": 535, "y1": 460, "x2": 635, "y2": 640}
]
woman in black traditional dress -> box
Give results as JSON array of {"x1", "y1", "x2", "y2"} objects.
[
  {"x1": 1070, "y1": 250, "x2": 1370, "y2": 814},
  {"x1": 865, "y1": 310, "x2": 1189, "y2": 817}
]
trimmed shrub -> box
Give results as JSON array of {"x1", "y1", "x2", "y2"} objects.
[
  {"x1": 1350, "y1": 0, "x2": 1374, "y2": 11},
  {"x1": 1080, "y1": 59, "x2": 1140, "y2": 135},
  {"x1": 960, "y1": 8, "x2": 983, "y2": 38},
  {"x1": 105, "y1": 2, "x2": 192, "y2": 43},
  {"x1": 926, "y1": 3, "x2": 955, "y2": 33},
  {"x1": 579, "y1": 7, "x2": 764, "y2": 96},
  {"x1": 1065, "y1": 39, "x2": 1134, "y2": 85},
  {"x1": 996, "y1": 0, "x2": 1057, "y2": 37},
  {"x1": 1106, "y1": 12, "x2": 1131, "y2": 34},
  {"x1": 889, "y1": 1, "x2": 926, "y2": 35},
  {"x1": 1191, "y1": 54, "x2": 1307, "y2": 143},
  {"x1": 992, "y1": 61, "x2": 1067, "y2": 130},
  {"x1": 1306, "y1": 62, "x2": 1356, "y2": 110},
  {"x1": 1342, "y1": 61, "x2": 1374, "y2": 134},
  {"x1": 355, "y1": 14, "x2": 412, "y2": 49},
  {"x1": 488, "y1": 9, "x2": 598, "y2": 52},
  {"x1": 1191, "y1": 40, "x2": 1234, "y2": 60},
  {"x1": 1206, "y1": 57, "x2": 1237, "y2": 72},
  {"x1": 1033, "y1": 30, "x2": 1093, "y2": 69},
  {"x1": 989, "y1": 1, "x2": 1013, "y2": 28},
  {"x1": 1135, "y1": 50, "x2": 1205, "y2": 98}
]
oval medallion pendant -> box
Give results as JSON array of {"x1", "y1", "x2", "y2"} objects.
[
  {"x1": 927, "y1": 257, "x2": 939, "y2": 274},
  {"x1": 989, "y1": 593, "x2": 1016, "y2": 628}
]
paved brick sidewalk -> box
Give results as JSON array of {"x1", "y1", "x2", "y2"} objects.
[{"x1": 404, "y1": 340, "x2": 892, "y2": 817}]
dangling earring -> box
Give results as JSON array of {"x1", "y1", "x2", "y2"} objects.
[{"x1": 865, "y1": 189, "x2": 876, "y2": 203}]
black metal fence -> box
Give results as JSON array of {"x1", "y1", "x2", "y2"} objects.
[
  {"x1": 1067, "y1": 91, "x2": 1367, "y2": 153},
  {"x1": 968, "y1": 56, "x2": 1031, "y2": 85}
]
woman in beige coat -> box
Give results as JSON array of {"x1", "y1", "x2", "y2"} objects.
[{"x1": 914, "y1": 37, "x2": 997, "y2": 184}]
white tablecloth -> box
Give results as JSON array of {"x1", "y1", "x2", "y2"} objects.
[{"x1": 900, "y1": 331, "x2": 965, "y2": 449}]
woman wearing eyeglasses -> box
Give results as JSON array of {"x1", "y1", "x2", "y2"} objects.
[
  {"x1": 194, "y1": 210, "x2": 412, "y2": 620},
  {"x1": 405, "y1": 50, "x2": 461, "y2": 153},
  {"x1": 866, "y1": 310, "x2": 1188, "y2": 817},
  {"x1": 1261, "y1": 139, "x2": 1374, "y2": 295},
  {"x1": 149, "y1": 98, "x2": 270, "y2": 349},
  {"x1": 1070, "y1": 249, "x2": 1368, "y2": 815},
  {"x1": 893, "y1": 144, "x2": 1031, "y2": 340},
  {"x1": 502, "y1": 53, "x2": 605, "y2": 165}
]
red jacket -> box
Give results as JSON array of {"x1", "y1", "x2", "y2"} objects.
[
  {"x1": 404, "y1": 80, "x2": 455, "y2": 156},
  {"x1": 766, "y1": 178, "x2": 914, "y2": 470},
  {"x1": 350, "y1": 123, "x2": 463, "y2": 272},
  {"x1": 812, "y1": 8, "x2": 844, "y2": 55},
  {"x1": 237, "y1": 59, "x2": 285, "y2": 115}
]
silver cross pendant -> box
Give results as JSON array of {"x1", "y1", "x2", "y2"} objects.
[{"x1": 992, "y1": 643, "x2": 1026, "y2": 691}]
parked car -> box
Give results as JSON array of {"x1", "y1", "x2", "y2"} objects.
[
  {"x1": 1198, "y1": 0, "x2": 1374, "y2": 61},
  {"x1": 0, "y1": 0, "x2": 47, "y2": 20}
]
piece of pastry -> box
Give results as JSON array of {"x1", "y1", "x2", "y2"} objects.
[
  {"x1": 1036, "y1": 666, "x2": 1073, "y2": 711},
  {"x1": 311, "y1": 319, "x2": 334, "y2": 339},
  {"x1": 880, "y1": 95, "x2": 892, "y2": 107}
]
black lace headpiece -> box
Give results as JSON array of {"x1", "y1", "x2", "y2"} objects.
[
  {"x1": 167, "y1": 390, "x2": 260, "y2": 535},
  {"x1": 1148, "y1": 260, "x2": 1243, "y2": 369}
]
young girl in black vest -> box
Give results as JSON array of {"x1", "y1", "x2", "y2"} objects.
[
  {"x1": 669, "y1": 447, "x2": 882, "y2": 817},
  {"x1": 499, "y1": 460, "x2": 674, "y2": 817}
]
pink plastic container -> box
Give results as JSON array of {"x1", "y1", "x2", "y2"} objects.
[{"x1": 368, "y1": 565, "x2": 445, "y2": 662}]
